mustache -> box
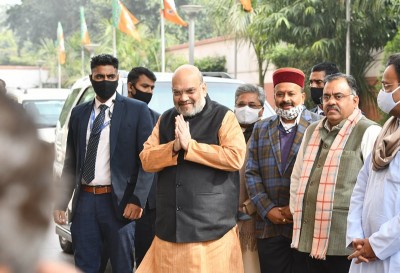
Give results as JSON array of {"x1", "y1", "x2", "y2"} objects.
[
  {"x1": 279, "y1": 101, "x2": 293, "y2": 108},
  {"x1": 326, "y1": 105, "x2": 340, "y2": 112},
  {"x1": 178, "y1": 100, "x2": 193, "y2": 106}
]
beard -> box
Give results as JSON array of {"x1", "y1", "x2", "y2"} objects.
[{"x1": 175, "y1": 95, "x2": 206, "y2": 117}]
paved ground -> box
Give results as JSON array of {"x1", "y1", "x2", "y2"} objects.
[{"x1": 39, "y1": 221, "x2": 113, "y2": 272}]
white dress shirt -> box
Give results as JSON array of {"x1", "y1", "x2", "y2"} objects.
[{"x1": 83, "y1": 93, "x2": 116, "y2": 186}]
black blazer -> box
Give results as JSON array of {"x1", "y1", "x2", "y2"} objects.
[{"x1": 58, "y1": 92, "x2": 154, "y2": 221}]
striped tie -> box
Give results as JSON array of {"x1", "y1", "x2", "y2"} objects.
[{"x1": 82, "y1": 104, "x2": 108, "y2": 184}]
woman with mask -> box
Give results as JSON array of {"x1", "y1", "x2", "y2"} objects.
[{"x1": 346, "y1": 53, "x2": 400, "y2": 273}]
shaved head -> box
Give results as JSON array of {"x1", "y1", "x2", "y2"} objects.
[
  {"x1": 172, "y1": 64, "x2": 203, "y2": 83},
  {"x1": 171, "y1": 64, "x2": 207, "y2": 117}
]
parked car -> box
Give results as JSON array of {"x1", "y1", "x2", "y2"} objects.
[
  {"x1": 54, "y1": 71, "x2": 275, "y2": 253},
  {"x1": 7, "y1": 88, "x2": 70, "y2": 143}
]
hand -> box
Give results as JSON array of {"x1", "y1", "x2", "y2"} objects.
[
  {"x1": 123, "y1": 203, "x2": 143, "y2": 220},
  {"x1": 53, "y1": 210, "x2": 67, "y2": 224},
  {"x1": 173, "y1": 137, "x2": 181, "y2": 154},
  {"x1": 267, "y1": 207, "x2": 291, "y2": 224},
  {"x1": 278, "y1": 206, "x2": 293, "y2": 221},
  {"x1": 175, "y1": 114, "x2": 191, "y2": 151},
  {"x1": 348, "y1": 238, "x2": 377, "y2": 264}
]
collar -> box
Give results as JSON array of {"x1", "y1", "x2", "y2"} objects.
[
  {"x1": 324, "y1": 118, "x2": 345, "y2": 132},
  {"x1": 279, "y1": 109, "x2": 303, "y2": 132},
  {"x1": 317, "y1": 106, "x2": 324, "y2": 115},
  {"x1": 94, "y1": 92, "x2": 117, "y2": 109}
]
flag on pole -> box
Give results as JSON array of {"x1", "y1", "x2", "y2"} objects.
[
  {"x1": 240, "y1": 0, "x2": 253, "y2": 12},
  {"x1": 80, "y1": 7, "x2": 90, "y2": 45},
  {"x1": 162, "y1": 0, "x2": 188, "y2": 27},
  {"x1": 57, "y1": 22, "x2": 66, "y2": 65},
  {"x1": 112, "y1": 0, "x2": 140, "y2": 41}
]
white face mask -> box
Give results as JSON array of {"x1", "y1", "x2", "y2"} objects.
[
  {"x1": 234, "y1": 106, "x2": 261, "y2": 125},
  {"x1": 377, "y1": 85, "x2": 400, "y2": 114},
  {"x1": 275, "y1": 104, "x2": 304, "y2": 120}
]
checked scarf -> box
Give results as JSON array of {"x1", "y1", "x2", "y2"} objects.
[{"x1": 291, "y1": 108, "x2": 362, "y2": 259}]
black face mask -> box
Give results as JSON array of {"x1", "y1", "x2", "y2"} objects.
[
  {"x1": 90, "y1": 78, "x2": 118, "y2": 100},
  {"x1": 132, "y1": 87, "x2": 153, "y2": 104},
  {"x1": 310, "y1": 87, "x2": 324, "y2": 105}
]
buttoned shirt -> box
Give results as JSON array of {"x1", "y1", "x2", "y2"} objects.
[{"x1": 83, "y1": 93, "x2": 116, "y2": 186}]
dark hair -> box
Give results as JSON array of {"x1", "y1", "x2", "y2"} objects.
[
  {"x1": 325, "y1": 73, "x2": 359, "y2": 96},
  {"x1": 386, "y1": 54, "x2": 400, "y2": 81},
  {"x1": 127, "y1": 67, "x2": 157, "y2": 84},
  {"x1": 90, "y1": 54, "x2": 119, "y2": 70},
  {"x1": 311, "y1": 62, "x2": 339, "y2": 76},
  {"x1": 235, "y1": 84, "x2": 265, "y2": 106}
]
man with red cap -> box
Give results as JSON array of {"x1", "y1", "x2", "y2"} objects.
[{"x1": 245, "y1": 67, "x2": 321, "y2": 273}]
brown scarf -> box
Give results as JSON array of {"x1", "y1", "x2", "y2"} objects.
[{"x1": 372, "y1": 116, "x2": 400, "y2": 171}]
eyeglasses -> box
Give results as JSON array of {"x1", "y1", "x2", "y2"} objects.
[
  {"x1": 320, "y1": 93, "x2": 353, "y2": 103},
  {"x1": 235, "y1": 103, "x2": 263, "y2": 109}
]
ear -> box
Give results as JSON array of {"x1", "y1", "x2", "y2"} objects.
[
  {"x1": 353, "y1": 95, "x2": 359, "y2": 106},
  {"x1": 201, "y1": 82, "x2": 207, "y2": 96},
  {"x1": 259, "y1": 107, "x2": 265, "y2": 117}
]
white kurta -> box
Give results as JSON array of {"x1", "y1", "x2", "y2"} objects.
[{"x1": 346, "y1": 153, "x2": 400, "y2": 273}]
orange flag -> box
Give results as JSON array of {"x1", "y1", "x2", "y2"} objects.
[
  {"x1": 112, "y1": 0, "x2": 140, "y2": 41},
  {"x1": 240, "y1": 0, "x2": 253, "y2": 12},
  {"x1": 163, "y1": 0, "x2": 188, "y2": 27}
]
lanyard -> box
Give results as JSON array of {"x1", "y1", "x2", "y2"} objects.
[{"x1": 89, "y1": 108, "x2": 110, "y2": 135}]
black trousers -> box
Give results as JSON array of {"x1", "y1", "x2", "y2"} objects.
[
  {"x1": 134, "y1": 208, "x2": 156, "y2": 267},
  {"x1": 257, "y1": 236, "x2": 310, "y2": 273},
  {"x1": 307, "y1": 254, "x2": 351, "y2": 273}
]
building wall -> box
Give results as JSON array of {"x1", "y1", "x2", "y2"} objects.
[{"x1": 0, "y1": 65, "x2": 50, "y2": 91}]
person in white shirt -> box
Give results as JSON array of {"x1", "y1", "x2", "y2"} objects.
[{"x1": 346, "y1": 53, "x2": 400, "y2": 273}]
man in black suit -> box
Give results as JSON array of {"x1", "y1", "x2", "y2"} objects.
[
  {"x1": 127, "y1": 66, "x2": 159, "y2": 267},
  {"x1": 54, "y1": 54, "x2": 154, "y2": 273}
]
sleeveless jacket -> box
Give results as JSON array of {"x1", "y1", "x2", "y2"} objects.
[
  {"x1": 156, "y1": 96, "x2": 239, "y2": 243},
  {"x1": 298, "y1": 117, "x2": 377, "y2": 255}
]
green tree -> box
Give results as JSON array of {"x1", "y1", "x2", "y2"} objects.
[
  {"x1": 195, "y1": 56, "x2": 226, "y2": 72},
  {"x1": 204, "y1": 0, "x2": 276, "y2": 86},
  {"x1": 254, "y1": 0, "x2": 400, "y2": 111}
]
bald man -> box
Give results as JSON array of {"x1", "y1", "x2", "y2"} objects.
[{"x1": 138, "y1": 65, "x2": 246, "y2": 273}]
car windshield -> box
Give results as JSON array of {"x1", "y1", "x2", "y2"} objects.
[
  {"x1": 23, "y1": 100, "x2": 65, "y2": 128},
  {"x1": 149, "y1": 81, "x2": 239, "y2": 114}
]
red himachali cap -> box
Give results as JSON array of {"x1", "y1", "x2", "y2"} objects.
[{"x1": 272, "y1": 67, "x2": 305, "y2": 88}]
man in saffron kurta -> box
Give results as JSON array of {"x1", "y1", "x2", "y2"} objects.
[
  {"x1": 346, "y1": 54, "x2": 400, "y2": 273},
  {"x1": 138, "y1": 64, "x2": 246, "y2": 273},
  {"x1": 290, "y1": 73, "x2": 381, "y2": 273},
  {"x1": 246, "y1": 67, "x2": 321, "y2": 273}
]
